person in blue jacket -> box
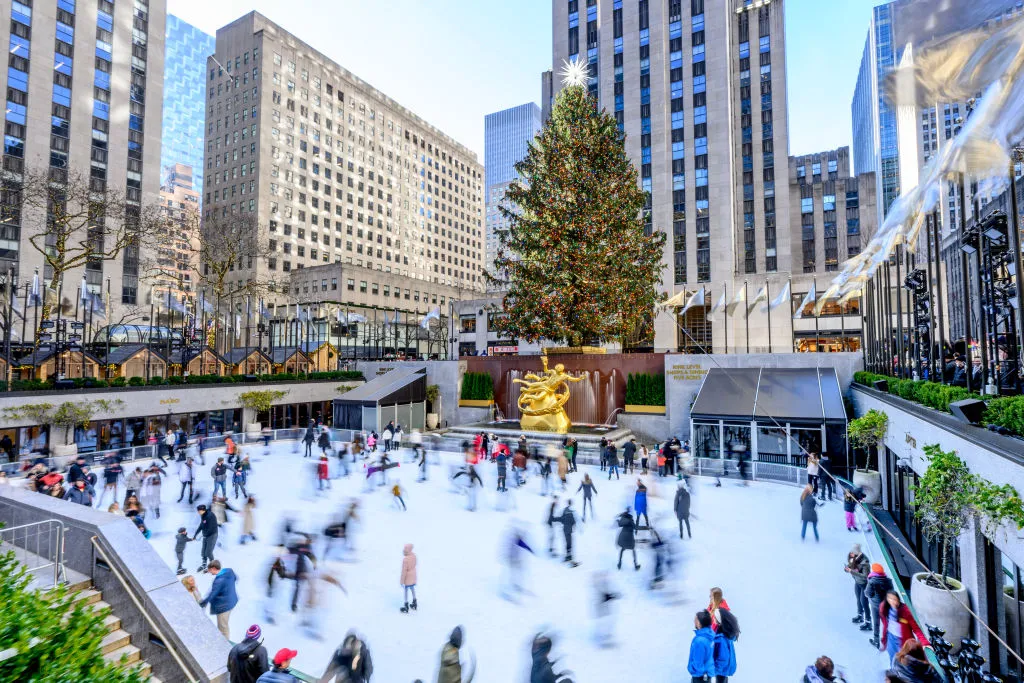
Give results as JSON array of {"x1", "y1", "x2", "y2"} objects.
[
  {"x1": 200, "y1": 559, "x2": 239, "y2": 639},
  {"x1": 687, "y1": 610, "x2": 717, "y2": 682},
  {"x1": 713, "y1": 627, "x2": 737, "y2": 682},
  {"x1": 634, "y1": 480, "x2": 649, "y2": 528}
]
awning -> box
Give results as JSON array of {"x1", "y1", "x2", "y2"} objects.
[
  {"x1": 333, "y1": 366, "x2": 426, "y2": 407},
  {"x1": 690, "y1": 367, "x2": 847, "y2": 424}
]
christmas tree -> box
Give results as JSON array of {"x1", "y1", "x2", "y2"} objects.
[{"x1": 487, "y1": 61, "x2": 666, "y2": 348}]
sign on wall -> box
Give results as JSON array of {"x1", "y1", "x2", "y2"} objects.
[{"x1": 667, "y1": 363, "x2": 708, "y2": 382}]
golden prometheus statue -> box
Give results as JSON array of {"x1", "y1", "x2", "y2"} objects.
[{"x1": 513, "y1": 356, "x2": 584, "y2": 434}]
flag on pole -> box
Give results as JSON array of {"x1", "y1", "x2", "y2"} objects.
[
  {"x1": 679, "y1": 287, "x2": 705, "y2": 317},
  {"x1": 726, "y1": 286, "x2": 746, "y2": 316},
  {"x1": 747, "y1": 284, "x2": 768, "y2": 314},
  {"x1": 839, "y1": 287, "x2": 862, "y2": 305},
  {"x1": 80, "y1": 277, "x2": 88, "y2": 303},
  {"x1": 793, "y1": 283, "x2": 817, "y2": 319},
  {"x1": 235, "y1": 315, "x2": 242, "y2": 338},
  {"x1": 420, "y1": 306, "x2": 440, "y2": 329},
  {"x1": 260, "y1": 299, "x2": 271, "y2": 320},
  {"x1": 707, "y1": 288, "x2": 727, "y2": 321},
  {"x1": 346, "y1": 312, "x2": 367, "y2": 323},
  {"x1": 661, "y1": 290, "x2": 687, "y2": 308},
  {"x1": 766, "y1": 280, "x2": 790, "y2": 312},
  {"x1": 90, "y1": 292, "x2": 107, "y2": 320},
  {"x1": 30, "y1": 272, "x2": 40, "y2": 306}
]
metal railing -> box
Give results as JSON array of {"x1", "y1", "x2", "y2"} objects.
[
  {"x1": 90, "y1": 535, "x2": 197, "y2": 683},
  {"x1": 0, "y1": 519, "x2": 66, "y2": 588}
]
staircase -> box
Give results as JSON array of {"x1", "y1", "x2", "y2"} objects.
[{"x1": 65, "y1": 573, "x2": 161, "y2": 682}]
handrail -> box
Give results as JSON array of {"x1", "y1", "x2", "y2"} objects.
[
  {"x1": 0, "y1": 519, "x2": 65, "y2": 588},
  {"x1": 89, "y1": 535, "x2": 198, "y2": 683}
]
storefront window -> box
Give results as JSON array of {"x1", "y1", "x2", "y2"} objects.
[
  {"x1": 693, "y1": 422, "x2": 721, "y2": 460},
  {"x1": 18, "y1": 426, "x2": 49, "y2": 455},
  {"x1": 722, "y1": 425, "x2": 750, "y2": 459}
]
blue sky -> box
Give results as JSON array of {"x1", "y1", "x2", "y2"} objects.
[{"x1": 168, "y1": 0, "x2": 881, "y2": 160}]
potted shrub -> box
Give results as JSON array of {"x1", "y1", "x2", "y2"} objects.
[
  {"x1": 848, "y1": 409, "x2": 888, "y2": 504},
  {"x1": 425, "y1": 384, "x2": 440, "y2": 430},
  {"x1": 909, "y1": 444, "x2": 974, "y2": 648}
]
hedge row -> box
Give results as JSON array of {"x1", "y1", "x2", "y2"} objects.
[
  {"x1": 625, "y1": 372, "x2": 666, "y2": 406},
  {"x1": 854, "y1": 371, "x2": 981, "y2": 414},
  {"x1": 981, "y1": 396, "x2": 1024, "y2": 436},
  {"x1": 0, "y1": 370, "x2": 364, "y2": 392}
]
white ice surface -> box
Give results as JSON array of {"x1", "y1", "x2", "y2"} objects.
[{"x1": 118, "y1": 442, "x2": 891, "y2": 682}]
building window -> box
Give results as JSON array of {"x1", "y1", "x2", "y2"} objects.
[
  {"x1": 801, "y1": 197, "x2": 813, "y2": 214},
  {"x1": 460, "y1": 315, "x2": 476, "y2": 333},
  {"x1": 346, "y1": 278, "x2": 354, "y2": 291}
]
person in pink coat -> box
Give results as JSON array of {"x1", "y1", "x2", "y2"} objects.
[{"x1": 400, "y1": 543, "x2": 418, "y2": 613}]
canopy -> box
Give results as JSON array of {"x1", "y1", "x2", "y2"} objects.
[
  {"x1": 334, "y1": 366, "x2": 426, "y2": 407},
  {"x1": 691, "y1": 367, "x2": 847, "y2": 425}
]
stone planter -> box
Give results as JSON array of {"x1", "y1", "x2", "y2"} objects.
[
  {"x1": 853, "y1": 469, "x2": 881, "y2": 505},
  {"x1": 624, "y1": 404, "x2": 666, "y2": 415},
  {"x1": 458, "y1": 399, "x2": 494, "y2": 408},
  {"x1": 910, "y1": 573, "x2": 970, "y2": 650},
  {"x1": 51, "y1": 443, "x2": 78, "y2": 458},
  {"x1": 426, "y1": 413, "x2": 439, "y2": 430},
  {"x1": 245, "y1": 422, "x2": 262, "y2": 439}
]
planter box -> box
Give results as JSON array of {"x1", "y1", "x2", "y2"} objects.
[
  {"x1": 458, "y1": 399, "x2": 494, "y2": 408},
  {"x1": 624, "y1": 404, "x2": 666, "y2": 415},
  {"x1": 910, "y1": 573, "x2": 969, "y2": 650}
]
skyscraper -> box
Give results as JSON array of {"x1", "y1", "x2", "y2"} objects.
[
  {"x1": 551, "y1": 0, "x2": 791, "y2": 352},
  {"x1": 0, "y1": 0, "x2": 166, "y2": 317},
  {"x1": 163, "y1": 15, "x2": 215, "y2": 198},
  {"x1": 483, "y1": 102, "x2": 541, "y2": 280},
  {"x1": 203, "y1": 12, "x2": 485, "y2": 312}
]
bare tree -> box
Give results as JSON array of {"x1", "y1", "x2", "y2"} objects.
[{"x1": 4, "y1": 167, "x2": 161, "y2": 320}]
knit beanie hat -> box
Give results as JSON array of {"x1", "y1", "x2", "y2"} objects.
[
  {"x1": 246, "y1": 624, "x2": 262, "y2": 640},
  {"x1": 871, "y1": 563, "x2": 884, "y2": 574}
]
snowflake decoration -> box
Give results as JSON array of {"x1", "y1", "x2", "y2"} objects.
[{"x1": 560, "y1": 58, "x2": 589, "y2": 88}]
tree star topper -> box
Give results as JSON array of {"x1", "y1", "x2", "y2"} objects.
[{"x1": 560, "y1": 58, "x2": 589, "y2": 88}]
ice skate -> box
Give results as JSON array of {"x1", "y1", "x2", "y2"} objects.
[
  {"x1": 400, "y1": 602, "x2": 410, "y2": 613},
  {"x1": 176, "y1": 567, "x2": 186, "y2": 575},
  {"x1": 410, "y1": 599, "x2": 418, "y2": 611}
]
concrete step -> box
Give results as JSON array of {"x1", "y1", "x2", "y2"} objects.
[
  {"x1": 71, "y1": 588, "x2": 101, "y2": 606},
  {"x1": 102, "y1": 613, "x2": 121, "y2": 633},
  {"x1": 100, "y1": 629, "x2": 131, "y2": 655},
  {"x1": 103, "y1": 643, "x2": 140, "y2": 666}
]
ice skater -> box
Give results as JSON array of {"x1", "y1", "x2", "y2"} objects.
[
  {"x1": 240, "y1": 495, "x2": 257, "y2": 544},
  {"x1": 303, "y1": 426, "x2": 315, "y2": 457},
  {"x1": 299, "y1": 564, "x2": 345, "y2": 641},
  {"x1": 232, "y1": 464, "x2": 248, "y2": 499},
  {"x1": 211, "y1": 457, "x2": 229, "y2": 498},
  {"x1": 177, "y1": 457, "x2": 196, "y2": 504},
  {"x1": 416, "y1": 443, "x2": 428, "y2": 482},
  {"x1": 623, "y1": 438, "x2": 636, "y2": 474},
  {"x1": 539, "y1": 457, "x2": 553, "y2": 495},
  {"x1": 391, "y1": 482, "x2": 407, "y2": 511},
  {"x1": 501, "y1": 524, "x2": 534, "y2": 602},
  {"x1": 317, "y1": 455, "x2": 331, "y2": 492},
  {"x1": 140, "y1": 463, "x2": 164, "y2": 520},
  {"x1": 800, "y1": 484, "x2": 822, "y2": 542},
  {"x1": 399, "y1": 543, "x2": 418, "y2": 613},
  {"x1": 674, "y1": 481, "x2": 692, "y2": 539},
  {"x1": 546, "y1": 497, "x2": 560, "y2": 557},
  {"x1": 615, "y1": 509, "x2": 640, "y2": 571},
  {"x1": 560, "y1": 499, "x2": 578, "y2": 566},
  {"x1": 577, "y1": 474, "x2": 597, "y2": 521},
  {"x1": 174, "y1": 526, "x2": 193, "y2": 575},
  {"x1": 592, "y1": 571, "x2": 619, "y2": 648},
  {"x1": 318, "y1": 429, "x2": 331, "y2": 457},
  {"x1": 606, "y1": 443, "x2": 619, "y2": 480},
  {"x1": 634, "y1": 480, "x2": 649, "y2": 529},
  {"x1": 496, "y1": 448, "x2": 508, "y2": 492}
]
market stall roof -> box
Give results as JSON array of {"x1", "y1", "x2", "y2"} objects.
[
  {"x1": 333, "y1": 366, "x2": 426, "y2": 407},
  {"x1": 690, "y1": 367, "x2": 847, "y2": 424}
]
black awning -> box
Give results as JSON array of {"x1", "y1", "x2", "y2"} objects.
[
  {"x1": 691, "y1": 367, "x2": 847, "y2": 424},
  {"x1": 333, "y1": 366, "x2": 426, "y2": 407}
]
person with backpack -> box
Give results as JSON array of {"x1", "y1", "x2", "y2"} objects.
[
  {"x1": 865, "y1": 563, "x2": 894, "y2": 648},
  {"x1": 713, "y1": 608, "x2": 740, "y2": 682},
  {"x1": 228, "y1": 624, "x2": 269, "y2": 683}
]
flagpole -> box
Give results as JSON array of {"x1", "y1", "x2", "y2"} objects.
[
  {"x1": 814, "y1": 276, "x2": 820, "y2": 353},
  {"x1": 20, "y1": 277, "x2": 28, "y2": 355},
  {"x1": 765, "y1": 280, "x2": 773, "y2": 354},
  {"x1": 723, "y1": 282, "x2": 729, "y2": 354},
  {"x1": 788, "y1": 277, "x2": 795, "y2": 354},
  {"x1": 104, "y1": 279, "x2": 111, "y2": 378},
  {"x1": 5, "y1": 269, "x2": 14, "y2": 391},
  {"x1": 147, "y1": 292, "x2": 154, "y2": 382},
  {"x1": 744, "y1": 281, "x2": 750, "y2": 354}
]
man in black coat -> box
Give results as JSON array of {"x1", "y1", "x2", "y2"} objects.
[
  {"x1": 560, "y1": 500, "x2": 577, "y2": 565},
  {"x1": 321, "y1": 631, "x2": 373, "y2": 683},
  {"x1": 674, "y1": 483, "x2": 691, "y2": 539},
  {"x1": 606, "y1": 443, "x2": 619, "y2": 481},
  {"x1": 68, "y1": 455, "x2": 87, "y2": 484},
  {"x1": 303, "y1": 427, "x2": 315, "y2": 457},
  {"x1": 864, "y1": 565, "x2": 894, "y2": 648},
  {"x1": 598, "y1": 437, "x2": 608, "y2": 471},
  {"x1": 192, "y1": 504, "x2": 219, "y2": 572},
  {"x1": 622, "y1": 438, "x2": 636, "y2": 474}
]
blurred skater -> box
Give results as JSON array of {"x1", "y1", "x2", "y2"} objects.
[
  {"x1": 546, "y1": 497, "x2": 560, "y2": 557},
  {"x1": 634, "y1": 480, "x2": 649, "y2": 528},
  {"x1": 577, "y1": 475, "x2": 597, "y2": 521},
  {"x1": 561, "y1": 499, "x2": 577, "y2": 566},
  {"x1": 501, "y1": 523, "x2": 534, "y2": 602},
  {"x1": 615, "y1": 509, "x2": 640, "y2": 571},
  {"x1": 392, "y1": 482, "x2": 407, "y2": 511},
  {"x1": 675, "y1": 482, "x2": 692, "y2": 539},
  {"x1": 592, "y1": 572, "x2": 619, "y2": 648}
]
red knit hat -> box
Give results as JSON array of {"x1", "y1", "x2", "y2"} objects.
[{"x1": 871, "y1": 563, "x2": 884, "y2": 574}]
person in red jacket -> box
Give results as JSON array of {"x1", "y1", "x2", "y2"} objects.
[
  {"x1": 707, "y1": 586, "x2": 731, "y2": 632},
  {"x1": 317, "y1": 455, "x2": 331, "y2": 492},
  {"x1": 879, "y1": 591, "x2": 929, "y2": 664}
]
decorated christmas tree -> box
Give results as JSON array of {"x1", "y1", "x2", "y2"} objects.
[{"x1": 487, "y1": 61, "x2": 666, "y2": 347}]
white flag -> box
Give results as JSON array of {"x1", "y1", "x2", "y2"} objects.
[
  {"x1": 707, "y1": 289, "x2": 727, "y2": 321},
  {"x1": 235, "y1": 315, "x2": 242, "y2": 338},
  {"x1": 767, "y1": 280, "x2": 790, "y2": 312},
  {"x1": 748, "y1": 284, "x2": 768, "y2": 314},
  {"x1": 420, "y1": 306, "x2": 440, "y2": 329},
  {"x1": 80, "y1": 277, "x2": 88, "y2": 303},
  {"x1": 661, "y1": 290, "x2": 687, "y2": 308},
  {"x1": 30, "y1": 272, "x2": 40, "y2": 306},
  {"x1": 793, "y1": 283, "x2": 817, "y2": 319},
  {"x1": 726, "y1": 286, "x2": 746, "y2": 316},
  {"x1": 679, "y1": 287, "x2": 705, "y2": 317}
]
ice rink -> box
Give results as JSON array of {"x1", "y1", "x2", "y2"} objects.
[{"x1": 122, "y1": 439, "x2": 891, "y2": 681}]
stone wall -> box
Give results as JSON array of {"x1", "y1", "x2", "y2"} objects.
[
  {"x1": 664, "y1": 352, "x2": 862, "y2": 436},
  {"x1": 0, "y1": 485, "x2": 230, "y2": 682}
]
